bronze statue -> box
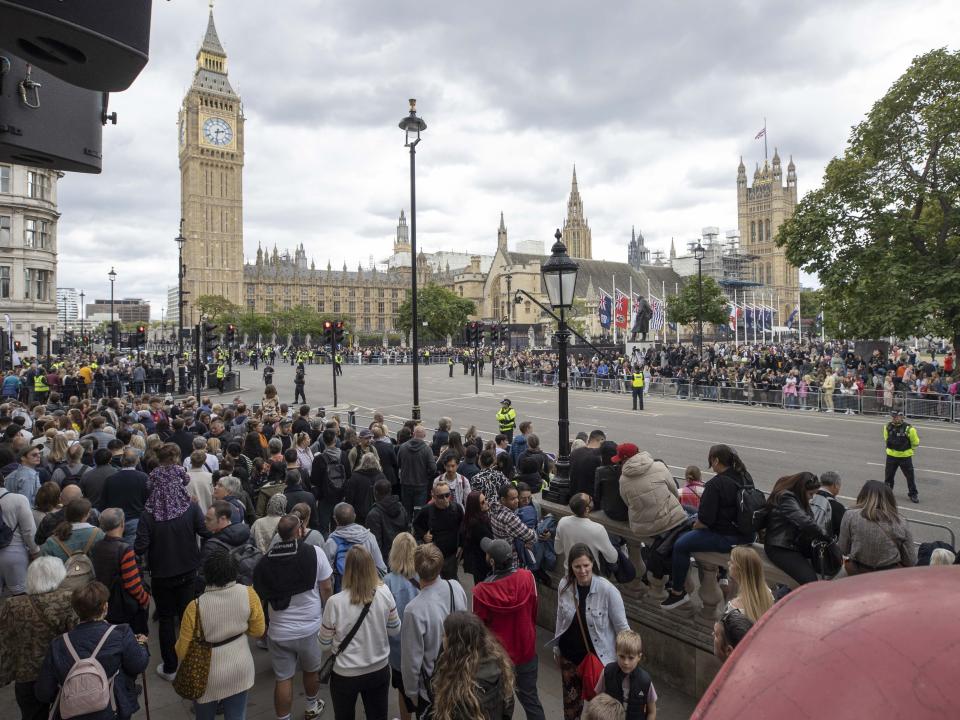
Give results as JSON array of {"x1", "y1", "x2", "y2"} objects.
[{"x1": 631, "y1": 296, "x2": 653, "y2": 341}]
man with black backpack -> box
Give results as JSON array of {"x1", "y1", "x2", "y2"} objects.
[
  {"x1": 310, "y1": 428, "x2": 349, "y2": 536},
  {"x1": 323, "y1": 502, "x2": 387, "y2": 592},
  {"x1": 884, "y1": 409, "x2": 921, "y2": 503},
  {"x1": 197, "y1": 500, "x2": 252, "y2": 592}
]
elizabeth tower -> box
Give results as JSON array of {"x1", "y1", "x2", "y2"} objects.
[{"x1": 178, "y1": 10, "x2": 245, "y2": 323}]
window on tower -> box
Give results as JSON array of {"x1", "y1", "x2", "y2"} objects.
[
  {"x1": 750, "y1": 222, "x2": 756, "y2": 244},
  {"x1": 765, "y1": 219, "x2": 771, "y2": 242}
]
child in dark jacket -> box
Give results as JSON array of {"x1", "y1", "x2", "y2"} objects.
[{"x1": 593, "y1": 629, "x2": 657, "y2": 719}]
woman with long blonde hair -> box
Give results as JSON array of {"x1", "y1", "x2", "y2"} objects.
[
  {"x1": 728, "y1": 546, "x2": 774, "y2": 621},
  {"x1": 838, "y1": 480, "x2": 916, "y2": 573},
  {"x1": 384, "y1": 533, "x2": 420, "y2": 720},
  {"x1": 430, "y1": 611, "x2": 515, "y2": 720},
  {"x1": 319, "y1": 546, "x2": 400, "y2": 719}
]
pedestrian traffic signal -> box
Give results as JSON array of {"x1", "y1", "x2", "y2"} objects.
[
  {"x1": 323, "y1": 320, "x2": 334, "y2": 346},
  {"x1": 225, "y1": 324, "x2": 236, "y2": 344},
  {"x1": 34, "y1": 326, "x2": 45, "y2": 352},
  {"x1": 202, "y1": 321, "x2": 218, "y2": 355},
  {"x1": 334, "y1": 321, "x2": 345, "y2": 345},
  {"x1": 13, "y1": 340, "x2": 22, "y2": 351},
  {"x1": 135, "y1": 324, "x2": 146, "y2": 347}
]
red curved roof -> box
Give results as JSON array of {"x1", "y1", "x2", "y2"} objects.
[{"x1": 692, "y1": 567, "x2": 960, "y2": 719}]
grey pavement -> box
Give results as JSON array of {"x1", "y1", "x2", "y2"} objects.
[{"x1": 234, "y1": 360, "x2": 960, "y2": 545}]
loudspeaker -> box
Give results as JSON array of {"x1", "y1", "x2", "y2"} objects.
[
  {"x1": 0, "y1": 51, "x2": 103, "y2": 173},
  {"x1": 0, "y1": 0, "x2": 151, "y2": 91}
]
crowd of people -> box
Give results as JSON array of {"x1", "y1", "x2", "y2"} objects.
[
  {"x1": 0, "y1": 340, "x2": 954, "y2": 720},
  {"x1": 488, "y1": 339, "x2": 958, "y2": 413}
]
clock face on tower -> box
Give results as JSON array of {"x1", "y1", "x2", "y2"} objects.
[{"x1": 202, "y1": 117, "x2": 233, "y2": 146}]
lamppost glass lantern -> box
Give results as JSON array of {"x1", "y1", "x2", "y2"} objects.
[
  {"x1": 399, "y1": 98, "x2": 426, "y2": 147},
  {"x1": 541, "y1": 229, "x2": 579, "y2": 309},
  {"x1": 693, "y1": 242, "x2": 705, "y2": 261}
]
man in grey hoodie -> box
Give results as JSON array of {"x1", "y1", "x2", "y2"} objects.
[
  {"x1": 310, "y1": 428, "x2": 348, "y2": 536},
  {"x1": 323, "y1": 502, "x2": 388, "y2": 586},
  {"x1": 397, "y1": 426, "x2": 435, "y2": 521}
]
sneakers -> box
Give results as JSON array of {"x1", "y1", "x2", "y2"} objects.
[
  {"x1": 660, "y1": 592, "x2": 689, "y2": 610},
  {"x1": 256, "y1": 637, "x2": 269, "y2": 650},
  {"x1": 304, "y1": 699, "x2": 326, "y2": 719},
  {"x1": 909, "y1": 494, "x2": 919, "y2": 503},
  {"x1": 155, "y1": 664, "x2": 176, "y2": 682}
]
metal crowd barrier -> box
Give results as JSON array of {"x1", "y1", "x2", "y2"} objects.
[
  {"x1": 905, "y1": 518, "x2": 956, "y2": 549},
  {"x1": 491, "y1": 368, "x2": 960, "y2": 422}
]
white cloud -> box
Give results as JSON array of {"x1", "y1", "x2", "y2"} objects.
[{"x1": 53, "y1": 0, "x2": 960, "y2": 315}]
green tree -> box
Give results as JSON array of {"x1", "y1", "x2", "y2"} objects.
[
  {"x1": 777, "y1": 48, "x2": 960, "y2": 349},
  {"x1": 396, "y1": 283, "x2": 475, "y2": 341},
  {"x1": 196, "y1": 295, "x2": 240, "y2": 324},
  {"x1": 236, "y1": 311, "x2": 272, "y2": 342},
  {"x1": 665, "y1": 276, "x2": 728, "y2": 327}
]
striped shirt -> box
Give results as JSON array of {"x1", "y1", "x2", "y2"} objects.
[{"x1": 119, "y1": 547, "x2": 150, "y2": 607}]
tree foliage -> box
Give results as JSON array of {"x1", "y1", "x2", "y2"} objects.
[
  {"x1": 396, "y1": 283, "x2": 475, "y2": 341},
  {"x1": 666, "y1": 276, "x2": 728, "y2": 327},
  {"x1": 777, "y1": 48, "x2": 960, "y2": 349},
  {"x1": 196, "y1": 295, "x2": 239, "y2": 324}
]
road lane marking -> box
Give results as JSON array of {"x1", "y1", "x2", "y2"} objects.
[
  {"x1": 703, "y1": 420, "x2": 828, "y2": 437},
  {"x1": 920, "y1": 445, "x2": 960, "y2": 453},
  {"x1": 656, "y1": 433, "x2": 785, "y2": 454},
  {"x1": 866, "y1": 462, "x2": 960, "y2": 477}
]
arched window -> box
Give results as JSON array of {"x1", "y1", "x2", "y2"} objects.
[
  {"x1": 750, "y1": 221, "x2": 756, "y2": 243},
  {"x1": 767, "y1": 262, "x2": 773, "y2": 285},
  {"x1": 765, "y1": 219, "x2": 771, "y2": 243}
]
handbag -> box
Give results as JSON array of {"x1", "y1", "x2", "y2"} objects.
[
  {"x1": 172, "y1": 599, "x2": 243, "y2": 700},
  {"x1": 172, "y1": 600, "x2": 212, "y2": 700},
  {"x1": 574, "y1": 595, "x2": 605, "y2": 701},
  {"x1": 810, "y1": 539, "x2": 843, "y2": 577},
  {"x1": 318, "y1": 601, "x2": 372, "y2": 684}
]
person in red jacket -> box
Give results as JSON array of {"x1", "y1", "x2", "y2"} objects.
[{"x1": 472, "y1": 537, "x2": 546, "y2": 720}]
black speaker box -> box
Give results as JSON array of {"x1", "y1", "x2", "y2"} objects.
[
  {"x1": 0, "y1": 51, "x2": 103, "y2": 173},
  {"x1": 0, "y1": 0, "x2": 151, "y2": 91}
]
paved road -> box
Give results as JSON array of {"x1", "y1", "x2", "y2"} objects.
[{"x1": 233, "y1": 360, "x2": 960, "y2": 546}]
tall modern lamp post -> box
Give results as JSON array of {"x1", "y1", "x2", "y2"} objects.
[
  {"x1": 176, "y1": 222, "x2": 186, "y2": 356},
  {"x1": 79, "y1": 290, "x2": 85, "y2": 347},
  {"x1": 540, "y1": 229, "x2": 580, "y2": 504},
  {"x1": 108, "y1": 266, "x2": 117, "y2": 345},
  {"x1": 694, "y1": 242, "x2": 705, "y2": 359},
  {"x1": 504, "y1": 273, "x2": 513, "y2": 351},
  {"x1": 399, "y1": 98, "x2": 426, "y2": 421}
]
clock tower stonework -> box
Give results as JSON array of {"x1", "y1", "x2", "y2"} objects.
[{"x1": 179, "y1": 10, "x2": 244, "y2": 323}]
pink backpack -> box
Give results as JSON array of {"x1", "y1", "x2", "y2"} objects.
[{"x1": 55, "y1": 625, "x2": 118, "y2": 719}]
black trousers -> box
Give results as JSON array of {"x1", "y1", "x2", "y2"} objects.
[
  {"x1": 765, "y1": 545, "x2": 819, "y2": 584},
  {"x1": 294, "y1": 386, "x2": 306, "y2": 404},
  {"x1": 330, "y1": 665, "x2": 390, "y2": 720},
  {"x1": 632, "y1": 387, "x2": 644, "y2": 410},
  {"x1": 152, "y1": 571, "x2": 197, "y2": 673},
  {"x1": 15, "y1": 681, "x2": 48, "y2": 720},
  {"x1": 885, "y1": 455, "x2": 918, "y2": 496}
]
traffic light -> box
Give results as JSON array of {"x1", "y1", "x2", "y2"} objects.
[
  {"x1": 14, "y1": 340, "x2": 22, "y2": 351},
  {"x1": 34, "y1": 326, "x2": 45, "y2": 352},
  {"x1": 135, "y1": 324, "x2": 146, "y2": 347},
  {"x1": 322, "y1": 320, "x2": 334, "y2": 346},
  {"x1": 225, "y1": 324, "x2": 236, "y2": 344},
  {"x1": 202, "y1": 322, "x2": 218, "y2": 355},
  {"x1": 334, "y1": 321, "x2": 345, "y2": 346}
]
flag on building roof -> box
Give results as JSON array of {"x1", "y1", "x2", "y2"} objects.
[{"x1": 755, "y1": 128, "x2": 766, "y2": 140}]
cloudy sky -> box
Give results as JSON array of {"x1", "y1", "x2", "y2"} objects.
[{"x1": 56, "y1": 0, "x2": 960, "y2": 317}]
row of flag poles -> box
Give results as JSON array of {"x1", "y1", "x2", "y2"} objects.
[{"x1": 597, "y1": 282, "x2": 824, "y2": 344}]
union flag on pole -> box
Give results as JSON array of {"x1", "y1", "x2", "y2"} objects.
[{"x1": 614, "y1": 290, "x2": 629, "y2": 329}]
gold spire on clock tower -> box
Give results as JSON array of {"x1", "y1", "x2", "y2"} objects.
[{"x1": 178, "y1": 8, "x2": 245, "y2": 324}]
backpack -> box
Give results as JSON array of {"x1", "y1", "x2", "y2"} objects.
[
  {"x1": 332, "y1": 535, "x2": 359, "y2": 592},
  {"x1": 324, "y1": 452, "x2": 346, "y2": 491},
  {"x1": 733, "y1": 477, "x2": 766, "y2": 537},
  {"x1": 0, "y1": 490, "x2": 17, "y2": 549},
  {"x1": 56, "y1": 624, "x2": 118, "y2": 719},
  {"x1": 58, "y1": 463, "x2": 89, "y2": 487},
  {"x1": 210, "y1": 538, "x2": 262, "y2": 586},
  {"x1": 56, "y1": 532, "x2": 100, "y2": 592}
]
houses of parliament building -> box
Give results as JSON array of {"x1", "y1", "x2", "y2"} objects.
[{"x1": 178, "y1": 10, "x2": 796, "y2": 342}]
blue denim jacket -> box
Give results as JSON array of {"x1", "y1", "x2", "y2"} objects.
[{"x1": 548, "y1": 575, "x2": 629, "y2": 665}]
